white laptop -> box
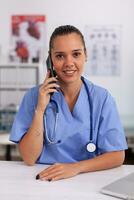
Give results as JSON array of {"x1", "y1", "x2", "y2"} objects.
[{"x1": 100, "y1": 172, "x2": 134, "y2": 200}]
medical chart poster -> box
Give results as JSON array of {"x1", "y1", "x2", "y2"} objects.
[
  {"x1": 84, "y1": 25, "x2": 122, "y2": 76},
  {"x1": 9, "y1": 15, "x2": 46, "y2": 63}
]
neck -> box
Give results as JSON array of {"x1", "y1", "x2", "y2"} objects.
[
  {"x1": 59, "y1": 78, "x2": 83, "y2": 112},
  {"x1": 60, "y1": 78, "x2": 82, "y2": 97}
]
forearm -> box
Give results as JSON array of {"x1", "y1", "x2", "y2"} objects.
[
  {"x1": 19, "y1": 107, "x2": 44, "y2": 165},
  {"x1": 75, "y1": 151, "x2": 125, "y2": 174}
]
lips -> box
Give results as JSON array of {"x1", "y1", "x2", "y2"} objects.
[{"x1": 63, "y1": 70, "x2": 76, "y2": 76}]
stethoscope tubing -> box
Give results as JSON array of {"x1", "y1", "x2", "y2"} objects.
[
  {"x1": 44, "y1": 77, "x2": 95, "y2": 151},
  {"x1": 44, "y1": 107, "x2": 59, "y2": 144},
  {"x1": 81, "y1": 77, "x2": 93, "y2": 141}
]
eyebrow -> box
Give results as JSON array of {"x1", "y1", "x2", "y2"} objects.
[
  {"x1": 54, "y1": 49, "x2": 83, "y2": 54},
  {"x1": 72, "y1": 49, "x2": 83, "y2": 52}
]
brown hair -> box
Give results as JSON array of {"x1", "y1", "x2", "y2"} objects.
[{"x1": 49, "y1": 25, "x2": 86, "y2": 53}]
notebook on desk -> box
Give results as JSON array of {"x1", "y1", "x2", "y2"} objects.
[{"x1": 100, "y1": 172, "x2": 134, "y2": 200}]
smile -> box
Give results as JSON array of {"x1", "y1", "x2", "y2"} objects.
[{"x1": 63, "y1": 70, "x2": 76, "y2": 75}]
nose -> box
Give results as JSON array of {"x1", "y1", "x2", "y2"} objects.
[{"x1": 64, "y1": 55, "x2": 74, "y2": 67}]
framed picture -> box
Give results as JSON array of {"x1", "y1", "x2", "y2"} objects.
[
  {"x1": 9, "y1": 15, "x2": 46, "y2": 63},
  {"x1": 84, "y1": 25, "x2": 121, "y2": 76}
]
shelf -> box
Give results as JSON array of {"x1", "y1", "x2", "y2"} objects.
[{"x1": 0, "y1": 64, "x2": 39, "y2": 107}]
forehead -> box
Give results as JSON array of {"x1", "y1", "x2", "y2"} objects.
[{"x1": 51, "y1": 33, "x2": 84, "y2": 51}]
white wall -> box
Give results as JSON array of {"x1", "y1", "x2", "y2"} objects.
[{"x1": 0, "y1": 0, "x2": 134, "y2": 126}]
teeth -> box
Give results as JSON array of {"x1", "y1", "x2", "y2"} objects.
[{"x1": 64, "y1": 71, "x2": 75, "y2": 74}]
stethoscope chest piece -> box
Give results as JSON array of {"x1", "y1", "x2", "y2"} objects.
[{"x1": 86, "y1": 142, "x2": 96, "y2": 153}]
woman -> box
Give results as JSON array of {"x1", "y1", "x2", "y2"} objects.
[{"x1": 10, "y1": 25, "x2": 127, "y2": 181}]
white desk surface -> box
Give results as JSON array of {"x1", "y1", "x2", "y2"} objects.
[
  {"x1": 0, "y1": 161, "x2": 134, "y2": 200},
  {"x1": 0, "y1": 133, "x2": 14, "y2": 145}
]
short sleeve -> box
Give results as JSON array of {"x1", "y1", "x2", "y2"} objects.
[
  {"x1": 9, "y1": 87, "x2": 38, "y2": 143},
  {"x1": 97, "y1": 93, "x2": 128, "y2": 154}
]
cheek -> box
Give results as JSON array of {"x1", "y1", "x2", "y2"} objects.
[
  {"x1": 53, "y1": 63, "x2": 62, "y2": 74},
  {"x1": 52, "y1": 60, "x2": 61, "y2": 69},
  {"x1": 79, "y1": 59, "x2": 85, "y2": 70}
]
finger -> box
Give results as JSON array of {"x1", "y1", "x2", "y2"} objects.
[
  {"x1": 51, "y1": 174, "x2": 65, "y2": 181},
  {"x1": 47, "y1": 88, "x2": 58, "y2": 94},
  {"x1": 47, "y1": 77, "x2": 58, "y2": 85},
  {"x1": 42, "y1": 165, "x2": 62, "y2": 176},
  {"x1": 41, "y1": 83, "x2": 60, "y2": 91},
  {"x1": 41, "y1": 78, "x2": 58, "y2": 89},
  {"x1": 40, "y1": 169, "x2": 62, "y2": 181},
  {"x1": 39, "y1": 163, "x2": 61, "y2": 178},
  {"x1": 46, "y1": 70, "x2": 50, "y2": 79},
  {"x1": 39, "y1": 88, "x2": 57, "y2": 96},
  {"x1": 39, "y1": 81, "x2": 60, "y2": 93},
  {"x1": 43, "y1": 71, "x2": 50, "y2": 84},
  {"x1": 40, "y1": 164, "x2": 59, "y2": 176},
  {"x1": 43, "y1": 76, "x2": 58, "y2": 86},
  {"x1": 43, "y1": 71, "x2": 55, "y2": 84},
  {"x1": 44, "y1": 163, "x2": 61, "y2": 172}
]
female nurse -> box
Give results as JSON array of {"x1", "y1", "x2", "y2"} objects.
[{"x1": 10, "y1": 25, "x2": 127, "y2": 181}]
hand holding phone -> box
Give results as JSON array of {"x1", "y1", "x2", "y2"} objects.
[{"x1": 36, "y1": 56, "x2": 59, "y2": 112}]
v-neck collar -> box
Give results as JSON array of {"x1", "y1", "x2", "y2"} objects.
[
  {"x1": 50, "y1": 76, "x2": 93, "y2": 120},
  {"x1": 58, "y1": 84, "x2": 84, "y2": 119}
]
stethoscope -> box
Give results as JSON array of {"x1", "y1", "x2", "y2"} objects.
[{"x1": 44, "y1": 77, "x2": 96, "y2": 153}]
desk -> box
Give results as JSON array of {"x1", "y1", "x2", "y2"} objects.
[{"x1": 0, "y1": 161, "x2": 134, "y2": 200}]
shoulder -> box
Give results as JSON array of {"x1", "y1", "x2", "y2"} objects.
[
  {"x1": 24, "y1": 85, "x2": 39, "y2": 99},
  {"x1": 82, "y1": 77, "x2": 111, "y2": 101},
  {"x1": 20, "y1": 85, "x2": 40, "y2": 108}
]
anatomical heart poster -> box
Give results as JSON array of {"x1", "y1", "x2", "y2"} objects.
[{"x1": 9, "y1": 15, "x2": 46, "y2": 63}]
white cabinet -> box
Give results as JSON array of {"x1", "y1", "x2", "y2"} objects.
[
  {"x1": 0, "y1": 63, "x2": 39, "y2": 132},
  {"x1": 0, "y1": 63, "x2": 39, "y2": 106}
]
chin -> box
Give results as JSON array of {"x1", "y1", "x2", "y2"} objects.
[{"x1": 61, "y1": 75, "x2": 81, "y2": 84}]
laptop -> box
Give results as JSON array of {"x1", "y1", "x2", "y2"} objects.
[{"x1": 100, "y1": 172, "x2": 134, "y2": 199}]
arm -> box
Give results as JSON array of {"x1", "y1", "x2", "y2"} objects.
[
  {"x1": 18, "y1": 107, "x2": 44, "y2": 165},
  {"x1": 75, "y1": 150, "x2": 125, "y2": 173},
  {"x1": 19, "y1": 72, "x2": 59, "y2": 165},
  {"x1": 37, "y1": 150, "x2": 125, "y2": 181}
]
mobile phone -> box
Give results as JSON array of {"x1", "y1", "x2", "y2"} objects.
[
  {"x1": 46, "y1": 56, "x2": 58, "y2": 94},
  {"x1": 46, "y1": 56, "x2": 56, "y2": 77}
]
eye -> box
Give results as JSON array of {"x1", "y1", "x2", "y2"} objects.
[
  {"x1": 55, "y1": 54, "x2": 64, "y2": 60},
  {"x1": 73, "y1": 52, "x2": 81, "y2": 58}
]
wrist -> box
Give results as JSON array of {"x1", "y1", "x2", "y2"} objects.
[
  {"x1": 73, "y1": 162, "x2": 83, "y2": 174},
  {"x1": 35, "y1": 106, "x2": 45, "y2": 115}
]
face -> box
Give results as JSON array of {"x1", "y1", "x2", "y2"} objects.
[{"x1": 51, "y1": 33, "x2": 87, "y2": 84}]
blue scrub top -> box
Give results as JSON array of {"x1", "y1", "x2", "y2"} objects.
[{"x1": 10, "y1": 77, "x2": 128, "y2": 164}]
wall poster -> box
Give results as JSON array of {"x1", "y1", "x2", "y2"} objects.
[
  {"x1": 84, "y1": 25, "x2": 122, "y2": 76},
  {"x1": 9, "y1": 15, "x2": 46, "y2": 63}
]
